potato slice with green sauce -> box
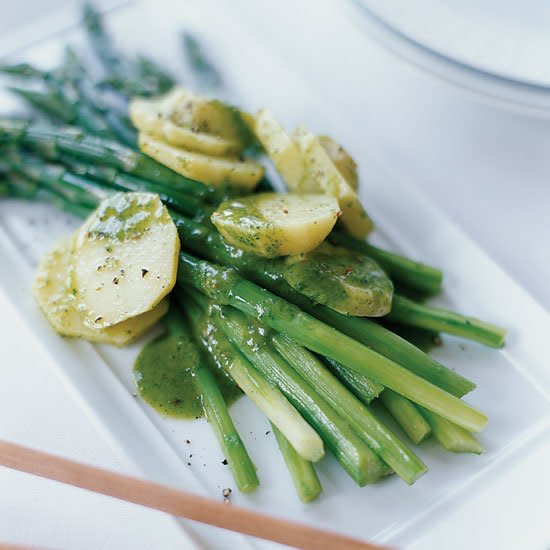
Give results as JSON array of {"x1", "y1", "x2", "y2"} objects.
[
  {"x1": 293, "y1": 128, "x2": 373, "y2": 239},
  {"x1": 33, "y1": 235, "x2": 169, "y2": 345},
  {"x1": 319, "y1": 135, "x2": 358, "y2": 190},
  {"x1": 129, "y1": 89, "x2": 243, "y2": 157},
  {"x1": 72, "y1": 192, "x2": 179, "y2": 329},
  {"x1": 139, "y1": 133, "x2": 264, "y2": 191},
  {"x1": 211, "y1": 192, "x2": 341, "y2": 258},
  {"x1": 171, "y1": 93, "x2": 256, "y2": 147},
  {"x1": 253, "y1": 109, "x2": 305, "y2": 189},
  {"x1": 284, "y1": 242, "x2": 393, "y2": 316}
]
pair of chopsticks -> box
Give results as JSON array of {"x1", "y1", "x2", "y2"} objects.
[{"x1": 0, "y1": 440, "x2": 389, "y2": 550}]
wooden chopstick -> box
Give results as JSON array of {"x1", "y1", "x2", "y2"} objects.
[{"x1": 0, "y1": 440, "x2": 389, "y2": 550}]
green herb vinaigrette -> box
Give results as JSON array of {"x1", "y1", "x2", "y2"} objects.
[
  {"x1": 211, "y1": 195, "x2": 283, "y2": 258},
  {"x1": 133, "y1": 309, "x2": 241, "y2": 419},
  {"x1": 87, "y1": 192, "x2": 169, "y2": 242}
]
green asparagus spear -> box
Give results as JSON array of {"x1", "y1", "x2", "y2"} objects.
[
  {"x1": 6, "y1": 153, "x2": 474, "y2": 396},
  {"x1": 183, "y1": 293, "x2": 325, "y2": 462},
  {"x1": 0, "y1": 120, "x2": 212, "y2": 198},
  {"x1": 165, "y1": 308, "x2": 259, "y2": 492},
  {"x1": 4, "y1": 172, "x2": 92, "y2": 217},
  {"x1": 0, "y1": 132, "x2": 448, "y2": 302},
  {"x1": 271, "y1": 332, "x2": 427, "y2": 484},
  {"x1": 0, "y1": 62, "x2": 45, "y2": 79},
  {"x1": 329, "y1": 231, "x2": 443, "y2": 294},
  {"x1": 3, "y1": 172, "x2": 42, "y2": 200},
  {"x1": 417, "y1": 406, "x2": 483, "y2": 454},
  {"x1": 7, "y1": 87, "x2": 74, "y2": 123},
  {"x1": 5, "y1": 152, "x2": 107, "y2": 208},
  {"x1": 168, "y1": 217, "x2": 476, "y2": 396},
  {"x1": 83, "y1": 4, "x2": 172, "y2": 97},
  {"x1": 136, "y1": 54, "x2": 175, "y2": 94},
  {"x1": 389, "y1": 295, "x2": 506, "y2": 348},
  {"x1": 195, "y1": 364, "x2": 259, "y2": 492},
  {"x1": 209, "y1": 301, "x2": 388, "y2": 486},
  {"x1": 100, "y1": 74, "x2": 166, "y2": 98},
  {"x1": 83, "y1": 3, "x2": 135, "y2": 81},
  {"x1": 176, "y1": 252, "x2": 487, "y2": 433},
  {"x1": 305, "y1": 302, "x2": 475, "y2": 397},
  {"x1": 182, "y1": 33, "x2": 223, "y2": 92},
  {"x1": 9, "y1": 145, "x2": 495, "y2": 377},
  {"x1": 7, "y1": 149, "x2": 202, "y2": 217},
  {"x1": 323, "y1": 357, "x2": 383, "y2": 405},
  {"x1": 380, "y1": 391, "x2": 431, "y2": 445},
  {"x1": 271, "y1": 423, "x2": 322, "y2": 502},
  {"x1": 61, "y1": 46, "x2": 135, "y2": 144},
  {"x1": 2, "y1": 55, "x2": 116, "y2": 139}
]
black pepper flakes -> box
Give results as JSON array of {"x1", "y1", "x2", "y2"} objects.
[{"x1": 222, "y1": 459, "x2": 228, "y2": 465}]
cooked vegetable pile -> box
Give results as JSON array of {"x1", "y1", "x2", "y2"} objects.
[{"x1": 0, "y1": 4, "x2": 505, "y2": 501}]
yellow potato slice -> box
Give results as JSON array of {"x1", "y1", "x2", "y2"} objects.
[
  {"x1": 129, "y1": 90, "x2": 242, "y2": 156},
  {"x1": 211, "y1": 192, "x2": 341, "y2": 258},
  {"x1": 171, "y1": 94, "x2": 239, "y2": 141},
  {"x1": 318, "y1": 135, "x2": 358, "y2": 190},
  {"x1": 284, "y1": 243, "x2": 393, "y2": 317},
  {"x1": 72, "y1": 192, "x2": 179, "y2": 329},
  {"x1": 293, "y1": 128, "x2": 373, "y2": 239},
  {"x1": 33, "y1": 235, "x2": 169, "y2": 345},
  {"x1": 253, "y1": 109, "x2": 305, "y2": 189},
  {"x1": 139, "y1": 133, "x2": 264, "y2": 191}
]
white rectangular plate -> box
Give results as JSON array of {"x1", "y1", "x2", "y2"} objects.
[{"x1": 0, "y1": 1, "x2": 549, "y2": 548}]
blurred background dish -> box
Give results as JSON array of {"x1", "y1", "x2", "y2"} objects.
[{"x1": 354, "y1": 0, "x2": 550, "y2": 108}]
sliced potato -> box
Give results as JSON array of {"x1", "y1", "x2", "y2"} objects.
[
  {"x1": 33, "y1": 235, "x2": 93, "y2": 337},
  {"x1": 159, "y1": 124, "x2": 240, "y2": 156},
  {"x1": 211, "y1": 192, "x2": 340, "y2": 258},
  {"x1": 154, "y1": 87, "x2": 256, "y2": 147},
  {"x1": 129, "y1": 91, "x2": 242, "y2": 156},
  {"x1": 33, "y1": 235, "x2": 169, "y2": 345},
  {"x1": 253, "y1": 109, "x2": 305, "y2": 189},
  {"x1": 284, "y1": 243, "x2": 393, "y2": 316},
  {"x1": 173, "y1": 96, "x2": 239, "y2": 141},
  {"x1": 293, "y1": 128, "x2": 373, "y2": 239},
  {"x1": 72, "y1": 192, "x2": 180, "y2": 329},
  {"x1": 98, "y1": 300, "x2": 169, "y2": 346},
  {"x1": 139, "y1": 133, "x2": 264, "y2": 191},
  {"x1": 319, "y1": 135, "x2": 358, "y2": 190}
]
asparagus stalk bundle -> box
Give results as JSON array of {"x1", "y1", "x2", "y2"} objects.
[
  {"x1": 0, "y1": 3, "x2": 501, "y2": 502},
  {"x1": 165, "y1": 308, "x2": 259, "y2": 493}
]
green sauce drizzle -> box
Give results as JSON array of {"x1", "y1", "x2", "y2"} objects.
[
  {"x1": 133, "y1": 323, "x2": 241, "y2": 419},
  {"x1": 87, "y1": 192, "x2": 170, "y2": 242}
]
